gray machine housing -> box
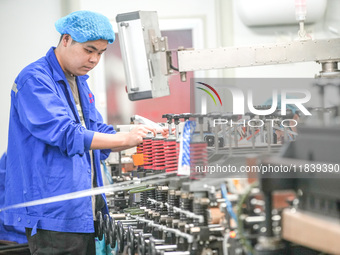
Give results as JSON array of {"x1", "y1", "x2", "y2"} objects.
[{"x1": 116, "y1": 11, "x2": 170, "y2": 101}]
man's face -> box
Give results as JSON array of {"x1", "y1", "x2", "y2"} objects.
[{"x1": 62, "y1": 36, "x2": 108, "y2": 76}]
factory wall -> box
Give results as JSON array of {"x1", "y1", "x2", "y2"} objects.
[{"x1": 0, "y1": 0, "x2": 63, "y2": 154}]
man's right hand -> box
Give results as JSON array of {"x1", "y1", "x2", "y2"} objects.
[
  {"x1": 125, "y1": 125, "x2": 156, "y2": 147},
  {"x1": 90, "y1": 125, "x2": 156, "y2": 151}
]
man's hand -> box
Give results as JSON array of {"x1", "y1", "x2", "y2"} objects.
[
  {"x1": 126, "y1": 125, "x2": 156, "y2": 146},
  {"x1": 90, "y1": 125, "x2": 167, "y2": 151},
  {"x1": 155, "y1": 127, "x2": 176, "y2": 138}
]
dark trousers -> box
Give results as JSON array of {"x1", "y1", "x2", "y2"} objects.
[{"x1": 25, "y1": 228, "x2": 95, "y2": 255}]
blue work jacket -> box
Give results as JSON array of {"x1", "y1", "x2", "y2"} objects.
[
  {"x1": 0, "y1": 153, "x2": 27, "y2": 243},
  {"x1": 4, "y1": 47, "x2": 115, "y2": 234}
]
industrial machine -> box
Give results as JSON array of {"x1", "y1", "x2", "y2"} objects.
[
  {"x1": 97, "y1": 94, "x2": 339, "y2": 254},
  {"x1": 116, "y1": 11, "x2": 170, "y2": 101},
  {"x1": 103, "y1": 8, "x2": 340, "y2": 255}
]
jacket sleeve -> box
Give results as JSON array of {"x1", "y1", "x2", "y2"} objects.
[
  {"x1": 15, "y1": 75, "x2": 94, "y2": 157},
  {"x1": 93, "y1": 107, "x2": 116, "y2": 160}
]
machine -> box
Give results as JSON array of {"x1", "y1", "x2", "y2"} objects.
[{"x1": 100, "y1": 9, "x2": 340, "y2": 255}]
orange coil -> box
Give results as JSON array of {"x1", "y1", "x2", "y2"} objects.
[{"x1": 143, "y1": 138, "x2": 153, "y2": 170}]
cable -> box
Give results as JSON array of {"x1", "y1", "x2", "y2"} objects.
[
  {"x1": 0, "y1": 172, "x2": 178, "y2": 212},
  {"x1": 220, "y1": 183, "x2": 238, "y2": 224},
  {"x1": 101, "y1": 160, "x2": 114, "y2": 184},
  {"x1": 170, "y1": 63, "x2": 179, "y2": 71},
  {"x1": 236, "y1": 182, "x2": 258, "y2": 255}
]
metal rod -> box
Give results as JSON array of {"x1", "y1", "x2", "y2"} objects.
[
  {"x1": 234, "y1": 126, "x2": 238, "y2": 147},
  {"x1": 264, "y1": 192, "x2": 273, "y2": 237},
  {"x1": 251, "y1": 126, "x2": 255, "y2": 149},
  {"x1": 214, "y1": 125, "x2": 219, "y2": 152},
  {"x1": 266, "y1": 121, "x2": 272, "y2": 152}
]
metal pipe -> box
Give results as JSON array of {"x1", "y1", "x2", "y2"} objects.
[
  {"x1": 266, "y1": 121, "x2": 272, "y2": 152},
  {"x1": 251, "y1": 125, "x2": 255, "y2": 149},
  {"x1": 214, "y1": 124, "x2": 219, "y2": 152},
  {"x1": 234, "y1": 126, "x2": 238, "y2": 147},
  {"x1": 228, "y1": 127, "x2": 233, "y2": 156},
  {"x1": 264, "y1": 192, "x2": 273, "y2": 237}
]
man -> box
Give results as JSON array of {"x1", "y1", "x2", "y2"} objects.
[{"x1": 4, "y1": 10, "x2": 159, "y2": 254}]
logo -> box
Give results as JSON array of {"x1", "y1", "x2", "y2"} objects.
[
  {"x1": 89, "y1": 93, "x2": 94, "y2": 103},
  {"x1": 196, "y1": 82, "x2": 223, "y2": 106},
  {"x1": 222, "y1": 88, "x2": 311, "y2": 116},
  {"x1": 196, "y1": 81, "x2": 311, "y2": 116}
]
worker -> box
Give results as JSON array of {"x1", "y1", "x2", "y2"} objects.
[{"x1": 3, "y1": 10, "x2": 166, "y2": 255}]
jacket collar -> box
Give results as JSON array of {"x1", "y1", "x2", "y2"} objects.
[{"x1": 45, "y1": 47, "x2": 89, "y2": 83}]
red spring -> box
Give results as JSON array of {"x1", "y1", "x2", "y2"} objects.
[
  {"x1": 164, "y1": 139, "x2": 178, "y2": 172},
  {"x1": 152, "y1": 138, "x2": 166, "y2": 171},
  {"x1": 137, "y1": 143, "x2": 143, "y2": 154},
  {"x1": 190, "y1": 142, "x2": 208, "y2": 179},
  {"x1": 143, "y1": 138, "x2": 153, "y2": 170}
]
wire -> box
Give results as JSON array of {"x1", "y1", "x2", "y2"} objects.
[
  {"x1": 236, "y1": 181, "x2": 258, "y2": 255},
  {"x1": 0, "y1": 172, "x2": 179, "y2": 212},
  {"x1": 170, "y1": 63, "x2": 179, "y2": 71},
  {"x1": 220, "y1": 183, "x2": 238, "y2": 224},
  {"x1": 101, "y1": 160, "x2": 114, "y2": 184}
]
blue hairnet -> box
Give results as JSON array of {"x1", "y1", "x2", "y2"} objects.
[{"x1": 55, "y1": 10, "x2": 115, "y2": 44}]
